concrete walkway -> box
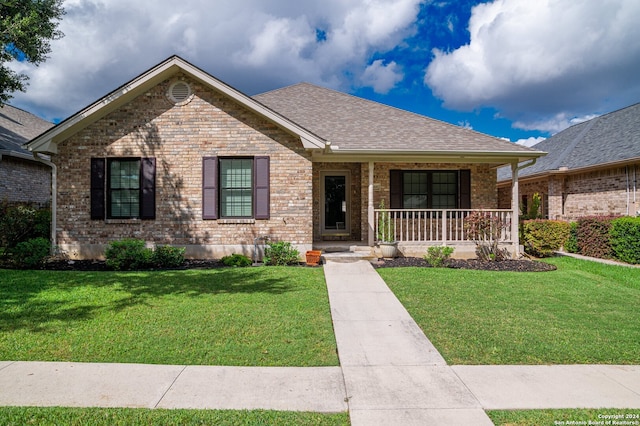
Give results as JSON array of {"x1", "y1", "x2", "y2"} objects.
[
  {"x1": 555, "y1": 251, "x2": 640, "y2": 268},
  {"x1": 1, "y1": 259, "x2": 639, "y2": 425},
  {"x1": 324, "y1": 260, "x2": 494, "y2": 425}
]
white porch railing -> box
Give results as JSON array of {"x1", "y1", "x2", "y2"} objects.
[{"x1": 374, "y1": 209, "x2": 514, "y2": 244}]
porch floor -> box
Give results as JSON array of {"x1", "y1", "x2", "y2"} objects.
[{"x1": 313, "y1": 241, "x2": 370, "y2": 253}]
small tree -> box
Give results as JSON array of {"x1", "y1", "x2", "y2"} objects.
[
  {"x1": 465, "y1": 211, "x2": 511, "y2": 261},
  {"x1": 0, "y1": 0, "x2": 65, "y2": 104},
  {"x1": 528, "y1": 192, "x2": 541, "y2": 219}
]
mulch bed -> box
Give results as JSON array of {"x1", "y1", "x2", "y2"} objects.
[
  {"x1": 372, "y1": 257, "x2": 557, "y2": 272},
  {"x1": 32, "y1": 259, "x2": 226, "y2": 272},
  {"x1": 24, "y1": 257, "x2": 557, "y2": 272}
]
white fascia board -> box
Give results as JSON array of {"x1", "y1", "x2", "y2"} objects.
[{"x1": 312, "y1": 149, "x2": 547, "y2": 164}]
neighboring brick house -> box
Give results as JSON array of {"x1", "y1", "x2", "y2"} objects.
[
  {"x1": 27, "y1": 56, "x2": 544, "y2": 259},
  {"x1": 0, "y1": 105, "x2": 54, "y2": 205},
  {"x1": 497, "y1": 103, "x2": 640, "y2": 220}
]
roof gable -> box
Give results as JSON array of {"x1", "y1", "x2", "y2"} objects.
[
  {"x1": 498, "y1": 102, "x2": 640, "y2": 181},
  {"x1": 27, "y1": 56, "x2": 326, "y2": 154}
]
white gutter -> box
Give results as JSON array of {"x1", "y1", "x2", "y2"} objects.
[
  {"x1": 32, "y1": 153, "x2": 57, "y2": 252},
  {"x1": 0, "y1": 150, "x2": 38, "y2": 162}
]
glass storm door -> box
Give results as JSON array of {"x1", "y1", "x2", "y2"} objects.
[{"x1": 322, "y1": 173, "x2": 349, "y2": 235}]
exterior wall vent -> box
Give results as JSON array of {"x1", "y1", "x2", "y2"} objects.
[{"x1": 167, "y1": 81, "x2": 193, "y2": 105}]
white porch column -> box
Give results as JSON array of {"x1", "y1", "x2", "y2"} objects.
[
  {"x1": 368, "y1": 161, "x2": 375, "y2": 246},
  {"x1": 511, "y1": 162, "x2": 520, "y2": 257}
]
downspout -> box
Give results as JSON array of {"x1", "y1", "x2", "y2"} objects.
[
  {"x1": 32, "y1": 153, "x2": 57, "y2": 253},
  {"x1": 511, "y1": 158, "x2": 537, "y2": 258},
  {"x1": 635, "y1": 165, "x2": 638, "y2": 216},
  {"x1": 627, "y1": 166, "x2": 630, "y2": 216}
]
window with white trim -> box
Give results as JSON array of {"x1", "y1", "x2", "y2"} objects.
[{"x1": 220, "y1": 158, "x2": 253, "y2": 218}]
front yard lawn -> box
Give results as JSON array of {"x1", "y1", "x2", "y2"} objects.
[
  {"x1": 378, "y1": 256, "x2": 640, "y2": 365},
  {"x1": 488, "y1": 408, "x2": 640, "y2": 426},
  {"x1": 0, "y1": 407, "x2": 349, "y2": 426},
  {"x1": 0, "y1": 267, "x2": 338, "y2": 366}
]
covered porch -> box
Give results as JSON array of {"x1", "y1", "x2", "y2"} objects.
[{"x1": 314, "y1": 160, "x2": 529, "y2": 259}]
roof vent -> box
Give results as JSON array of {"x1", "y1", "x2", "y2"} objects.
[{"x1": 167, "y1": 81, "x2": 193, "y2": 105}]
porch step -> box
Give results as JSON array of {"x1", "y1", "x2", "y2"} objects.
[
  {"x1": 320, "y1": 247, "x2": 376, "y2": 262},
  {"x1": 312, "y1": 242, "x2": 376, "y2": 262},
  {"x1": 321, "y1": 252, "x2": 376, "y2": 262}
]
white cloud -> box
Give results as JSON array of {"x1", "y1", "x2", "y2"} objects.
[
  {"x1": 458, "y1": 120, "x2": 472, "y2": 130},
  {"x1": 8, "y1": 0, "x2": 423, "y2": 121},
  {"x1": 514, "y1": 136, "x2": 545, "y2": 147},
  {"x1": 361, "y1": 60, "x2": 404, "y2": 94},
  {"x1": 513, "y1": 113, "x2": 599, "y2": 135},
  {"x1": 424, "y1": 0, "x2": 640, "y2": 132}
]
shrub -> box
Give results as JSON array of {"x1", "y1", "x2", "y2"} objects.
[
  {"x1": 12, "y1": 237, "x2": 51, "y2": 269},
  {"x1": 105, "y1": 238, "x2": 153, "y2": 270},
  {"x1": 221, "y1": 253, "x2": 252, "y2": 267},
  {"x1": 465, "y1": 211, "x2": 510, "y2": 261},
  {"x1": 264, "y1": 241, "x2": 300, "y2": 266},
  {"x1": 575, "y1": 216, "x2": 617, "y2": 259},
  {"x1": 0, "y1": 202, "x2": 50, "y2": 249},
  {"x1": 424, "y1": 245, "x2": 454, "y2": 268},
  {"x1": 610, "y1": 217, "x2": 640, "y2": 264},
  {"x1": 152, "y1": 245, "x2": 185, "y2": 268},
  {"x1": 522, "y1": 219, "x2": 571, "y2": 258},
  {"x1": 565, "y1": 222, "x2": 579, "y2": 253}
]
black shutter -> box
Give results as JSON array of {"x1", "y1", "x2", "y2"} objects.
[
  {"x1": 140, "y1": 158, "x2": 156, "y2": 220},
  {"x1": 459, "y1": 169, "x2": 471, "y2": 209},
  {"x1": 389, "y1": 170, "x2": 402, "y2": 209},
  {"x1": 90, "y1": 158, "x2": 105, "y2": 220},
  {"x1": 254, "y1": 156, "x2": 270, "y2": 219},
  {"x1": 202, "y1": 157, "x2": 218, "y2": 219}
]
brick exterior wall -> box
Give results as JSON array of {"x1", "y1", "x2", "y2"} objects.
[
  {"x1": 0, "y1": 156, "x2": 51, "y2": 205},
  {"x1": 498, "y1": 164, "x2": 640, "y2": 220},
  {"x1": 53, "y1": 74, "x2": 314, "y2": 259},
  {"x1": 562, "y1": 166, "x2": 639, "y2": 219}
]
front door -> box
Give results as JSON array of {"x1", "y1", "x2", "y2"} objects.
[{"x1": 321, "y1": 172, "x2": 350, "y2": 235}]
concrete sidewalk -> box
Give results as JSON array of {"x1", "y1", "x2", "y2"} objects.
[
  {"x1": 0, "y1": 361, "x2": 347, "y2": 412},
  {"x1": 1, "y1": 259, "x2": 639, "y2": 425}
]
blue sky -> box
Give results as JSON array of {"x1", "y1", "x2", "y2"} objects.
[
  {"x1": 352, "y1": 0, "x2": 533, "y2": 141},
  {"x1": 8, "y1": 0, "x2": 640, "y2": 146}
]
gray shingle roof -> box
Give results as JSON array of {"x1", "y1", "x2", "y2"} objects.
[
  {"x1": 0, "y1": 105, "x2": 54, "y2": 157},
  {"x1": 254, "y1": 83, "x2": 541, "y2": 155},
  {"x1": 498, "y1": 102, "x2": 640, "y2": 181}
]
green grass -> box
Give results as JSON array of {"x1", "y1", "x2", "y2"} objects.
[
  {"x1": 0, "y1": 267, "x2": 338, "y2": 366},
  {"x1": 488, "y1": 408, "x2": 640, "y2": 425},
  {"x1": 378, "y1": 256, "x2": 640, "y2": 365},
  {"x1": 0, "y1": 406, "x2": 349, "y2": 425}
]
